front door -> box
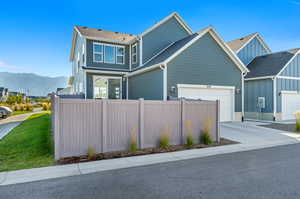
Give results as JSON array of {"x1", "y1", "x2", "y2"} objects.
[{"x1": 93, "y1": 76, "x2": 122, "y2": 99}]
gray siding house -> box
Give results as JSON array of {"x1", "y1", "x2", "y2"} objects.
[
  {"x1": 69, "y1": 12, "x2": 249, "y2": 122},
  {"x1": 228, "y1": 33, "x2": 300, "y2": 120}
]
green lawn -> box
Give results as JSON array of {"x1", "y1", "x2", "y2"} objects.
[
  {"x1": 11, "y1": 110, "x2": 33, "y2": 116},
  {"x1": 0, "y1": 112, "x2": 54, "y2": 172}
]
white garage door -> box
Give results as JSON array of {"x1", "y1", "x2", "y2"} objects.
[
  {"x1": 281, "y1": 92, "x2": 300, "y2": 120},
  {"x1": 177, "y1": 84, "x2": 235, "y2": 122}
]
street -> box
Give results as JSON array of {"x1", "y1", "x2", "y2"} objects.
[{"x1": 1, "y1": 143, "x2": 300, "y2": 199}]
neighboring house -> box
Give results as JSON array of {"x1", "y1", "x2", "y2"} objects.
[
  {"x1": 229, "y1": 33, "x2": 300, "y2": 121},
  {"x1": 244, "y1": 48, "x2": 300, "y2": 120},
  {"x1": 69, "y1": 12, "x2": 249, "y2": 121},
  {"x1": 227, "y1": 33, "x2": 271, "y2": 66}
]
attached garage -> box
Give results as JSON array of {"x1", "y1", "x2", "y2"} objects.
[
  {"x1": 177, "y1": 84, "x2": 235, "y2": 122},
  {"x1": 281, "y1": 91, "x2": 300, "y2": 120}
]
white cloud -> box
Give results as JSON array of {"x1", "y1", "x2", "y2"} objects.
[{"x1": 290, "y1": 0, "x2": 300, "y2": 5}]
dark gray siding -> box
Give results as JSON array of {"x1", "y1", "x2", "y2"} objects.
[
  {"x1": 142, "y1": 16, "x2": 190, "y2": 64},
  {"x1": 167, "y1": 33, "x2": 243, "y2": 112},
  {"x1": 86, "y1": 39, "x2": 130, "y2": 70},
  {"x1": 128, "y1": 69, "x2": 163, "y2": 100},
  {"x1": 86, "y1": 73, "x2": 126, "y2": 99},
  {"x1": 237, "y1": 37, "x2": 268, "y2": 66},
  {"x1": 131, "y1": 42, "x2": 140, "y2": 69},
  {"x1": 276, "y1": 78, "x2": 300, "y2": 112},
  {"x1": 279, "y1": 54, "x2": 300, "y2": 77},
  {"x1": 244, "y1": 79, "x2": 273, "y2": 113}
]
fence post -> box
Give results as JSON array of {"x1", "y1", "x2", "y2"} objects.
[
  {"x1": 139, "y1": 98, "x2": 144, "y2": 149},
  {"x1": 216, "y1": 100, "x2": 220, "y2": 142},
  {"x1": 54, "y1": 95, "x2": 60, "y2": 160},
  {"x1": 102, "y1": 99, "x2": 108, "y2": 152},
  {"x1": 180, "y1": 98, "x2": 185, "y2": 145}
]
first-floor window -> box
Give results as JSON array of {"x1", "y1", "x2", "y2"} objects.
[{"x1": 93, "y1": 76, "x2": 121, "y2": 99}]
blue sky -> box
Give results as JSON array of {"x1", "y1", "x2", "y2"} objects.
[{"x1": 0, "y1": 0, "x2": 300, "y2": 77}]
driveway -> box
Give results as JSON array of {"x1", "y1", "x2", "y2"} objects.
[
  {"x1": 221, "y1": 121, "x2": 300, "y2": 145},
  {"x1": 0, "y1": 112, "x2": 39, "y2": 140}
]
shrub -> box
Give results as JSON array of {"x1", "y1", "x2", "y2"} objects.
[
  {"x1": 200, "y1": 117, "x2": 213, "y2": 145},
  {"x1": 42, "y1": 103, "x2": 50, "y2": 111},
  {"x1": 159, "y1": 126, "x2": 170, "y2": 149},
  {"x1": 185, "y1": 120, "x2": 194, "y2": 147},
  {"x1": 26, "y1": 104, "x2": 33, "y2": 111},
  {"x1": 295, "y1": 111, "x2": 300, "y2": 132},
  {"x1": 87, "y1": 145, "x2": 96, "y2": 160},
  {"x1": 130, "y1": 127, "x2": 138, "y2": 152}
]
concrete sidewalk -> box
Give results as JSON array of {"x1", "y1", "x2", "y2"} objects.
[{"x1": 1, "y1": 121, "x2": 300, "y2": 186}]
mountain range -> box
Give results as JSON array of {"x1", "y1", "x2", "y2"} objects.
[{"x1": 0, "y1": 72, "x2": 68, "y2": 96}]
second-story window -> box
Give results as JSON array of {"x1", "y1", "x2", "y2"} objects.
[
  {"x1": 104, "y1": 45, "x2": 116, "y2": 64},
  {"x1": 93, "y1": 43, "x2": 103, "y2": 62},
  {"x1": 116, "y1": 46, "x2": 125, "y2": 64},
  {"x1": 132, "y1": 44, "x2": 137, "y2": 64}
]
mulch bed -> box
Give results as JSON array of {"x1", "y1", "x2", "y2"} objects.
[
  {"x1": 57, "y1": 138, "x2": 238, "y2": 165},
  {"x1": 260, "y1": 123, "x2": 298, "y2": 133}
]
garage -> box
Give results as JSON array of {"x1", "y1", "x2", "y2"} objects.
[
  {"x1": 177, "y1": 84, "x2": 235, "y2": 122},
  {"x1": 281, "y1": 91, "x2": 300, "y2": 120}
]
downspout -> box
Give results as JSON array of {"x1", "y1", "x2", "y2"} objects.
[
  {"x1": 241, "y1": 71, "x2": 247, "y2": 122},
  {"x1": 160, "y1": 64, "x2": 167, "y2": 101},
  {"x1": 273, "y1": 77, "x2": 277, "y2": 121}
]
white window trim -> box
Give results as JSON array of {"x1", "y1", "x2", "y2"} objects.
[
  {"x1": 93, "y1": 75, "x2": 123, "y2": 99},
  {"x1": 132, "y1": 43, "x2": 137, "y2": 64},
  {"x1": 116, "y1": 46, "x2": 125, "y2": 65},
  {"x1": 93, "y1": 42, "x2": 103, "y2": 63},
  {"x1": 93, "y1": 42, "x2": 126, "y2": 65}
]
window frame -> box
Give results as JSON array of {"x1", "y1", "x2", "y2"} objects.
[
  {"x1": 103, "y1": 44, "x2": 116, "y2": 64},
  {"x1": 132, "y1": 43, "x2": 137, "y2": 64},
  {"x1": 116, "y1": 46, "x2": 125, "y2": 65},
  {"x1": 93, "y1": 42, "x2": 104, "y2": 63}
]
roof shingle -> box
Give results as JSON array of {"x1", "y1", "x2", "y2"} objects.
[{"x1": 227, "y1": 33, "x2": 257, "y2": 52}]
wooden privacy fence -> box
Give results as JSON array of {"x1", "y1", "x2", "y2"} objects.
[{"x1": 51, "y1": 96, "x2": 220, "y2": 160}]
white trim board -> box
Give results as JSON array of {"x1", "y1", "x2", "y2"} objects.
[
  {"x1": 245, "y1": 76, "x2": 275, "y2": 81},
  {"x1": 140, "y1": 12, "x2": 193, "y2": 37},
  {"x1": 177, "y1": 84, "x2": 235, "y2": 90},
  {"x1": 280, "y1": 90, "x2": 300, "y2": 95},
  {"x1": 277, "y1": 76, "x2": 300, "y2": 80},
  {"x1": 84, "y1": 69, "x2": 128, "y2": 75},
  {"x1": 235, "y1": 33, "x2": 272, "y2": 54}
]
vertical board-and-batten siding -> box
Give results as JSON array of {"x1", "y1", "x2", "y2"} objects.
[
  {"x1": 244, "y1": 79, "x2": 274, "y2": 113},
  {"x1": 277, "y1": 54, "x2": 300, "y2": 112},
  {"x1": 142, "y1": 16, "x2": 190, "y2": 65},
  {"x1": 167, "y1": 32, "x2": 243, "y2": 112},
  {"x1": 86, "y1": 39, "x2": 130, "y2": 70},
  {"x1": 128, "y1": 68, "x2": 164, "y2": 100},
  {"x1": 131, "y1": 42, "x2": 140, "y2": 69},
  {"x1": 237, "y1": 37, "x2": 268, "y2": 66},
  {"x1": 53, "y1": 98, "x2": 219, "y2": 159}
]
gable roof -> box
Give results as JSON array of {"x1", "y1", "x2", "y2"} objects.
[
  {"x1": 140, "y1": 12, "x2": 193, "y2": 37},
  {"x1": 227, "y1": 33, "x2": 272, "y2": 54},
  {"x1": 128, "y1": 26, "x2": 249, "y2": 77},
  {"x1": 245, "y1": 48, "x2": 300, "y2": 79}
]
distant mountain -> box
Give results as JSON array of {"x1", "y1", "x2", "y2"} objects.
[{"x1": 0, "y1": 72, "x2": 68, "y2": 96}]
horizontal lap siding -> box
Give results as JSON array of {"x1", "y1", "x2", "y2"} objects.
[
  {"x1": 237, "y1": 37, "x2": 268, "y2": 66},
  {"x1": 244, "y1": 79, "x2": 273, "y2": 113},
  {"x1": 167, "y1": 32, "x2": 242, "y2": 112},
  {"x1": 142, "y1": 16, "x2": 190, "y2": 64},
  {"x1": 128, "y1": 69, "x2": 163, "y2": 100},
  {"x1": 143, "y1": 101, "x2": 181, "y2": 148}
]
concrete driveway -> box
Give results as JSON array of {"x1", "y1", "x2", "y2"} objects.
[{"x1": 221, "y1": 121, "x2": 300, "y2": 145}]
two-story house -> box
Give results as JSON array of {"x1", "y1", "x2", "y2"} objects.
[
  {"x1": 69, "y1": 12, "x2": 249, "y2": 122},
  {"x1": 228, "y1": 33, "x2": 300, "y2": 121}
]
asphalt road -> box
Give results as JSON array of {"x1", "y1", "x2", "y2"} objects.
[{"x1": 2, "y1": 144, "x2": 300, "y2": 199}]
